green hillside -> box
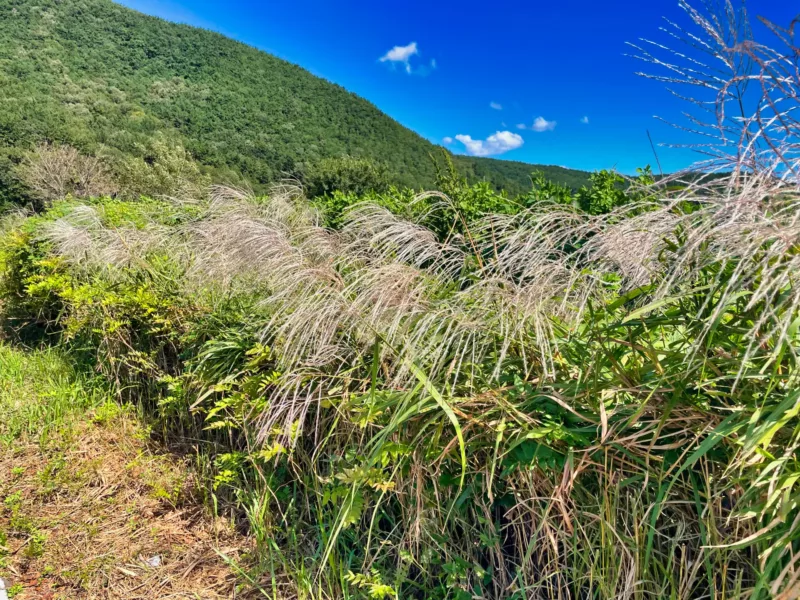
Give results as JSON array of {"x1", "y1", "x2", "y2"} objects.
[
  {"x1": 455, "y1": 156, "x2": 590, "y2": 195},
  {"x1": 0, "y1": 0, "x2": 589, "y2": 203}
]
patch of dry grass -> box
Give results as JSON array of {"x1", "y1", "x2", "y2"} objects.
[{"x1": 0, "y1": 401, "x2": 255, "y2": 599}]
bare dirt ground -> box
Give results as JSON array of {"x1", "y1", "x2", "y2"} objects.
[{"x1": 0, "y1": 404, "x2": 255, "y2": 599}]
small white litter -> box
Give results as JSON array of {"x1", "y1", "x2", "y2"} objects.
[
  {"x1": 144, "y1": 555, "x2": 162, "y2": 568},
  {"x1": 0, "y1": 577, "x2": 9, "y2": 600}
]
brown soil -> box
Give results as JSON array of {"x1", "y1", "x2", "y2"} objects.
[{"x1": 0, "y1": 407, "x2": 255, "y2": 599}]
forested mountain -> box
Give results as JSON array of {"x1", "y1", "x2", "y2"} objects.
[
  {"x1": 0, "y1": 0, "x2": 589, "y2": 202},
  {"x1": 454, "y1": 156, "x2": 590, "y2": 195}
]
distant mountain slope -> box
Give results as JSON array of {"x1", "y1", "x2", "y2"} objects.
[
  {"x1": 0, "y1": 0, "x2": 590, "y2": 198},
  {"x1": 455, "y1": 157, "x2": 591, "y2": 196}
]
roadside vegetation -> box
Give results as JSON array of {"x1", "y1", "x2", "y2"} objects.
[
  {"x1": 1, "y1": 2, "x2": 799, "y2": 599},
  {"x1": 0, "y1": 345, "x2": 254, "y2": 599}
]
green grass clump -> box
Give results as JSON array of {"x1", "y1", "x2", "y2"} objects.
[{"x1": 0, "y1": 345, "x2": 105, "y2": 447}]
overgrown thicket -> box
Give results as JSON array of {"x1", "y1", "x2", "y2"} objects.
[{"x1": 1, "y1": 2, "x2": 799, "y2": 599}]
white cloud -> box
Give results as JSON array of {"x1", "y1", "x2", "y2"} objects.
[
  {"x1": 531, "y1": 116, "x2": 557, "y2": 132},
  {"x1": 580, "y1": 116, "x2": 590, "y2": 124},
  {"x1": 516, "y1": 123, "x2": 527, "y2": 130},
  {"x1": 454, "y1": 131, "x2": 523, "y2": 157},
  {"x1": 381, "y1": 42, "x2": 418, "y2": 63},
  {"x1": 442, "y1": 136, "x2": 453, "y2": 144},
  {"x1": 490, "y1": 101, "x2": 503, "y2": 110},
  {"x1": 430, "y1": 58, "x2": 437, "y2": 69},
  {"x1": 380, "y1": 42, "x2": 419, "y2": 74}
]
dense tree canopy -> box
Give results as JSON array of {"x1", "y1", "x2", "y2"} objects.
[{"x1": 0, "y1": 0, "x2": 590, "y2": 204}]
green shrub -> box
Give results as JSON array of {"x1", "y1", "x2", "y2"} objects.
[
  {"x1": 110, "y1": 134, "x2": 210, "y2": 200},
  {"x1": 314, "y1": 185, "x2": 415, "y2": 229},
  {"x1": 429, "y1": 152, "x2": 516, "y2": 236},
  {"x1": 0, "y1": 148, "x2": 33, "y2": 208},
  {"x1": 304, "y1": 155, "x2": 391, "y2": 199},
  {"x1": 521, "y1": 170, "x2": 574, "y2": 207},
  {"x1": 575, "y1": 169, "x2": 628, "y2": 214}
]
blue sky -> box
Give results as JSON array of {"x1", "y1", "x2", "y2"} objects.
[{"x1": 117, "y1": 0, "x2": 795, "y2": 174}]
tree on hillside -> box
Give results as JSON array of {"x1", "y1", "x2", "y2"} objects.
[
  {"x1": 16, "y1": 143, "x2": 117, "y2": 207},
  {"x1": 304, "y1": 155, "x2": 390, "y2": 198}
]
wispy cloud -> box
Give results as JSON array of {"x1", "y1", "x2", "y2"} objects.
[
  {"x1": 517, "y1": 117, "x2": 558, "y2": 132},
  {"x1": 490, "y1": 101, "x2": 503, "y2": 110},
  {"x1": 442, "y1": 136, "x2": 453, "y2": 144},
  {"x1": 379, "y1": 42, "x2": 434, "y2": 75},
  {"x1": 531, "y1": 116, "x2": 557, "y2": 132},
  {"x1": 380, "y1": 42, "x2": 418, "y2": 73},
  {"x1": 454, "y1": 131, "x2": 523, "y2": 157},
  {"x1": 580, "y1": 116, "x2": 590, "y2": 124},
  {"x1": 518, "y1": 117, "x2": 557, "y2": 132}
]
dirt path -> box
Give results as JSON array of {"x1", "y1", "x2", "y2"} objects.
[{"x1": 0, "y1": 402, "x2": 255, "y2": 599}]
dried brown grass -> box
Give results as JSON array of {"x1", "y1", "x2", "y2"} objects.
[{"x1": 0, "y1": 408, "x2": 256, "y2": 599}]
